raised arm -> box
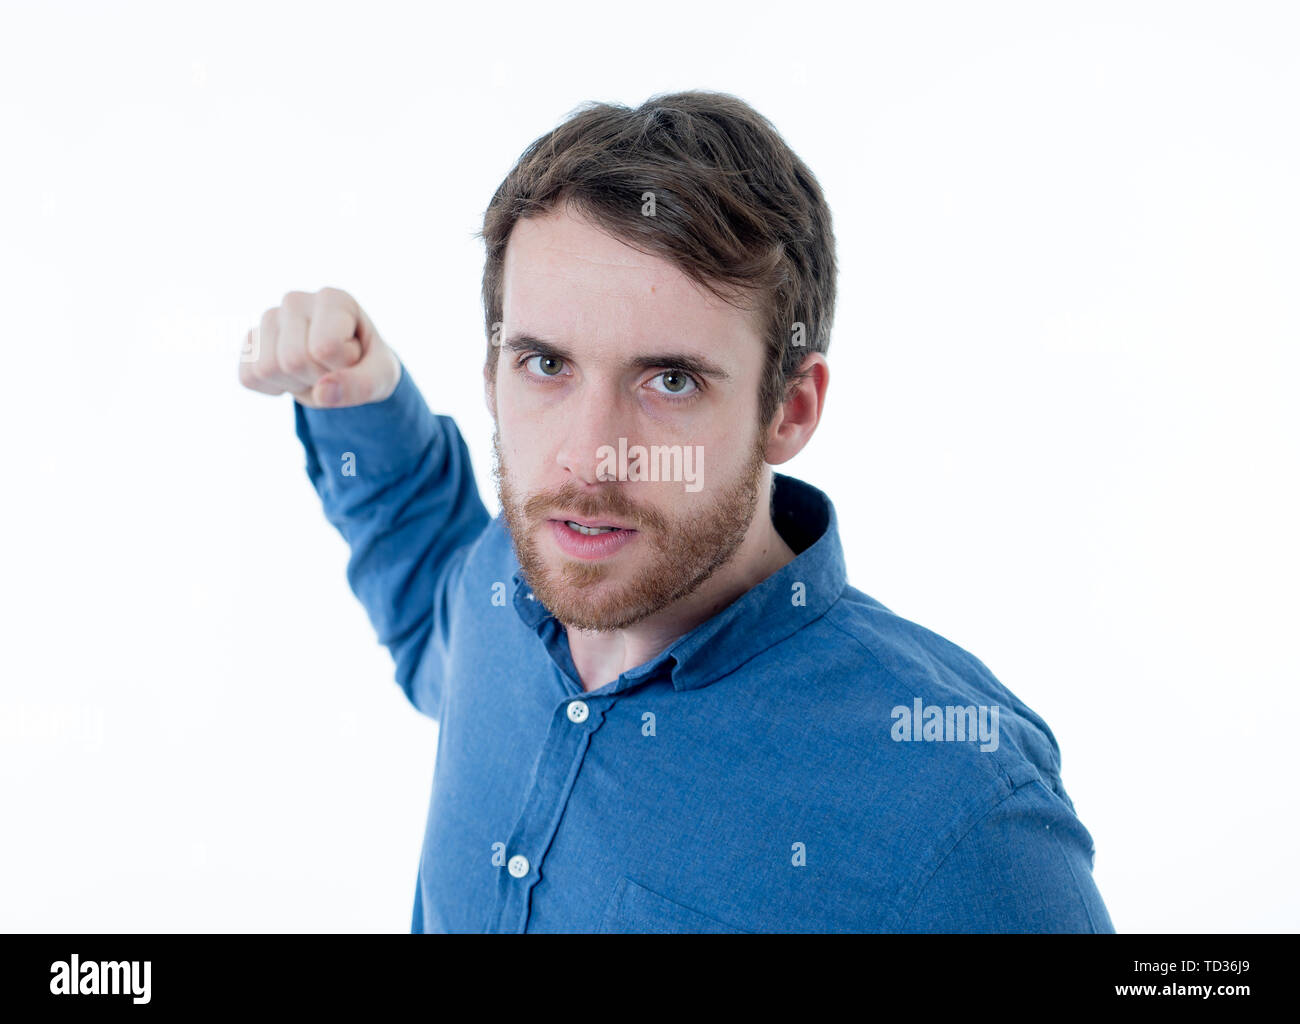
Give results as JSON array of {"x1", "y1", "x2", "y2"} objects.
[{"x1": 238, "y1": 288, "x2": 490, "y2": 718}]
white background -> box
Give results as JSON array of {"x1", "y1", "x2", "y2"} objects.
[{"x1": 1, "y1": 0, "x2": 1295, "y2": 932}]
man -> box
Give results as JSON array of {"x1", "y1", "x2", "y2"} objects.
[{"x1": 239, "y1": 91, "x2": 1114, "y2": 933}]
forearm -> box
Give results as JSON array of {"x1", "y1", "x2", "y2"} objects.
[{"x1": 294, "y1": 363, "x2": 491, "y2": 715}]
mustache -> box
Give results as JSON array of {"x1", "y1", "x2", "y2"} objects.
[{"x1": 521, "y1": 484, "x2": 669, "y2": 534}]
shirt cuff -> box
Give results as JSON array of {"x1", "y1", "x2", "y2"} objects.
[{"x1": 293, "y1": 362, "x2": 441, "y2": 476}]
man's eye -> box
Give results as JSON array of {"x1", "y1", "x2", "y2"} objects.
[
  {"x1": 647, "y1": 370, "x2": 699, "y2": 397},
  {"x1": 524, "y1": 354, "x2": 566, "y2": 377}
]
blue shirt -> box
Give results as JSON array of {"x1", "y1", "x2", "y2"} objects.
[{"x1": 293, "y1": 364, "x2": 1115, "y2": 933}]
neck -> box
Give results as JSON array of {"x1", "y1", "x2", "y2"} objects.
[{"x1": 565, "y1": 483, "x2": 797, "y2": 693}]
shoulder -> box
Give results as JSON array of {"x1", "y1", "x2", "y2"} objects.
[
  {"x1": 780, "y1": 588, "x2": 1107, "y2": 929},
  {"x1": 730, "y1": 581, "x2": 1085, "y2": 860},
  {"x1": 814, "y1": 585, "x2": 1070, "y2": 799}
]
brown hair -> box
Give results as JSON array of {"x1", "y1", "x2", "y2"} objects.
[{"x1": 476, "y1": 89, "x2": 836, "y2": 432}]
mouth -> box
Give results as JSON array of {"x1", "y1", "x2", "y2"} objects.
[
  {"x1": 545, "y1": 516, "x2": 639, "y2": 560},
  {"x1": 548, "y1": 515, "x2": 635, "y2": 535}
]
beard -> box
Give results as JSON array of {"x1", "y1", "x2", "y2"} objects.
[{"x1": 492, "y1": 424, "x2": 769, "y2": 632}]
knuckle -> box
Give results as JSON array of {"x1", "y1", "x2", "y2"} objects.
[
  {"x1": 277, "y1": 347, "x2": 310, "y2": 377},
  {"x1": 280, "y1": 290, "x2": 309, "y2": 313},
  {"x1": 255, "y1": 339, "x2": 279, "y2": 373},
  {"x1": 307, "y1": 333, "x2": 341, "y2": 360}
]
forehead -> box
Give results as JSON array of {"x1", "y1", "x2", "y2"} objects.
[{"x1": 501, "y1": 202, "x2": 759, "y2": 352}]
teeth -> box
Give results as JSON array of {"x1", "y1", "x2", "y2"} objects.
[{"x1": 566, "y1": 521, "x2": 621, "y2": 536}]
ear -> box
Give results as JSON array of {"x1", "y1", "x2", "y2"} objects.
[{"x1": 764, "y1": 353, "x2": 828, "y2": 466}]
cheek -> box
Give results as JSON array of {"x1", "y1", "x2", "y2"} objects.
[
  {"x1": 498, "y1": 369, "x2": 564, "y2": 440},
  {"x1": 496, "y1": 375, "x2": 527, "y2": 432},
  {"x1": 498, "y1": 408, "x2": 549, "y2": 477}
]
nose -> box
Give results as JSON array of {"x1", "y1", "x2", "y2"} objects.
[{"x1": 554, "y1": 389, "x2": 625, "y2": 486}]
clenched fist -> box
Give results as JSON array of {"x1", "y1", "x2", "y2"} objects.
[{"x1": 239, "y1": 287, "x2": 401, "y2": 409}]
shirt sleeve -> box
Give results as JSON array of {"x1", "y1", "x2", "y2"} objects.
[
  {"x1": 897, "y1": 777, "x2": 1116, "y2": 933},
  {"x1": 292, "y1": 363, "x2": 491, "y2": 719}
]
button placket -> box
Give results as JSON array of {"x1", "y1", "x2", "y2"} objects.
[{"x1": 489, "y1": 695, "x2": 608, "y2": 932}]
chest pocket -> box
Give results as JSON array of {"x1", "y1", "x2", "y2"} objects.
[{"x1": 597, "y1": 876, "x2": 753, "y2": 934}]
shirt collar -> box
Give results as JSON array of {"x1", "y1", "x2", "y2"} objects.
[{"x1": 511, "y1": 472, "x2": 847, "y2": 691}]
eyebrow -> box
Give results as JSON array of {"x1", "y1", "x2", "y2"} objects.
[{"x1": 503, "y1": 332, "x2": 733, "y2": 383}]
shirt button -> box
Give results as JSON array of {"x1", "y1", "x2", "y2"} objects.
[
  {"x1": 566, "y1": 700, "x2": 589, "y2": 724},
  {"x1": 507, "y1": 854, "x2": 529, "y2": 878}
]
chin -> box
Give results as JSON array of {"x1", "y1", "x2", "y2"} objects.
[
  {"x1": 539, "y1": 583, "x2": 659, "y2": 633},
  {"x1": 555, "y1": 608, "x2": 653, "y2": 633}
]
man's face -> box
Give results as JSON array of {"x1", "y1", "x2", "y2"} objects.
[{"x1": 490, "y1": 201, "x2": 771, "y2": 632}]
